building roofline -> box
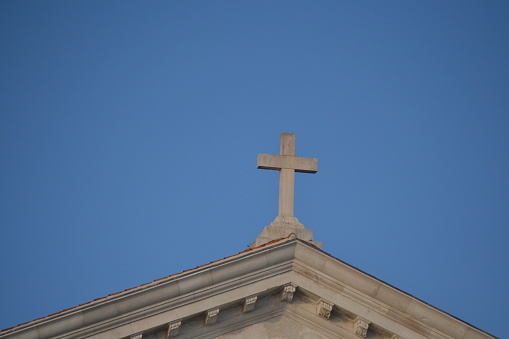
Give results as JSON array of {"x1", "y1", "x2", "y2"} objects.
[
  {"x1": 1, "y1": 237, "x2": 498, "y2": 338},
  {"x1": 0, "y1": 237, "x2": 291, "y2": 334}
]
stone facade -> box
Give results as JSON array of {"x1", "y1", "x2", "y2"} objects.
[{"x1": 0, "y1": 238, "x2": 496, "y2": 339}]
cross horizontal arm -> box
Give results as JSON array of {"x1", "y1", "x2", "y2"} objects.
[{"x1": 257, "y1": 154, "x2": 318, "y2": 173}]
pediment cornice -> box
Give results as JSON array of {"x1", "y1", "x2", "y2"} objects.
[{"x1": 0, "y1": 239, "x2": 496, "y2": 339}]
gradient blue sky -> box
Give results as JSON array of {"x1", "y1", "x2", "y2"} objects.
[{"x1": 1, "y1": 1, "x2": 508, "y2": 337}]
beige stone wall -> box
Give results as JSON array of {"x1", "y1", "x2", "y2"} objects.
[
  {"x1": 0, "y1": 240, "x2": 496, "y2": 339},
  {"x1": 217, "y1": 315, "x2": 329, "y2": 339},
  {"x1": 137, "y1": 315, "x2": 332, "y2": 339}
]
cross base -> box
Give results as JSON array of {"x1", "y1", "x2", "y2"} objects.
[
  {"x1": 269, "y1": 215, "x2": 305, "y2": 229},
  {"x1": 249, "y1": 216, "x2": 322, "y2": 249}
]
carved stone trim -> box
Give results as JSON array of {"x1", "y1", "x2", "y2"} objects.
[
  {"x1": 281, "y1": 283, "x2": 296, "y2": 302},
  {"x1": 354, "y1": 317, "x2": 371, "y2": 338},
  {"x1": 167, "y1": 321, "x2": 181, "y2": 338},
  {"x1": 390, "y1": 335, "x2": 403, "y2": 339},
  {"x1": 205, "y1": 308, "x2": 220, "y2": 325},
  {"x1": 243, "y1": 296, "x2": 257, "y2": 313},
  {"x1": 131, "y1": 334, "x2": 143, "y2": 339},
  {"x1": 317, "y1": 298, "x2": 334, "y2": 319}
]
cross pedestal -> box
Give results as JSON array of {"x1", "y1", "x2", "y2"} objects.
[{"x1": 251, "y1": 133, "x2": 321, "y2": 248}]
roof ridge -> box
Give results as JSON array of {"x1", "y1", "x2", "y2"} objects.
[{"x1": 0, "y1": 237, "x2": 295, "y2": 333}]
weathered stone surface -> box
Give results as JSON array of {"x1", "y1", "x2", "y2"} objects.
[
  {"x1": 250, "y1": 216, "x2": 322, "y2": 249},
  {"x1": 253, "y1": 133, "x2": 320, "y2": 248},
  {"x1": 218, "y1": 314, "x2": 327, "y2": 339},
  {"x1": 257, "y1": 154, "x2": 318, "y2": 173},
  {"x1": 205, "y1": 309, "x2": 220, "y2": 326},
  {"x1": 317, "y1": 298, "x2": 334, "y2": 320},
  {"x1": 281, "y1": 284, "x2": 296, "y2": 303},
  {"x1": 353, "y1": 317, "x2": 370, "y2": 338},
  {"x1": 256, "y1": 133, "x2": 318, "y2": 217},
  {"x1": 242, "y1": 296, "x2": 257, "y2": 313},
  {"x1": 0, "y1": 239, "x2": 496, "y2": 339},
  {"x1": 167, "y1": 321, "x2": 181, "y2": 338}
]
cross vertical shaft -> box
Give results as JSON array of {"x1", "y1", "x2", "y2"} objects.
[{"x1": 279, "y1": 133, "x2": 296, "y2": 217}]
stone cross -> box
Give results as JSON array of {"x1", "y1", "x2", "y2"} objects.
[{"x1": 257, "y1": 133, "x2": 318, "y2": 218}]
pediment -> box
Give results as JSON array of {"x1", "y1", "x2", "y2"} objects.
[
  {"x1": 0, "y1": 239, "x2": 495, "y2": 339},
  {"x1": 85, "y1": 283, "x2": 392, "y2": 339}
]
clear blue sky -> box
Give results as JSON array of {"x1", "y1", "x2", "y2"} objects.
[{"x1": 1, "y1": 1, "x2": 508, "y2": 337}]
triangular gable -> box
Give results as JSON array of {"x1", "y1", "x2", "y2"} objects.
[{"x1": 0, "y1": 238, "x2": 497, "y2": 339}]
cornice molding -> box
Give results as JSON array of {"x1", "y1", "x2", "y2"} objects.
[
  {"x1": 280, "y1": 283, "x2": 296, "y2": 303},
  {"x1": 166, "y1": 321, "x2": 180, "y2": 338},
  {"x1": 204, "y1": 309, "x2": 220, "y2": 326},
  {"x1": 353, "y1": 317, "x2": 370, "y2": 338},
  {"x1": 242, "y1": 296, "x2": 257, "y2": 313},
  {"x1": 0, "y1": 239, "x2": 496, "y2": 339},
  {"x1": 316, "y1": 298, "x2": 334, "y2": 320}
]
